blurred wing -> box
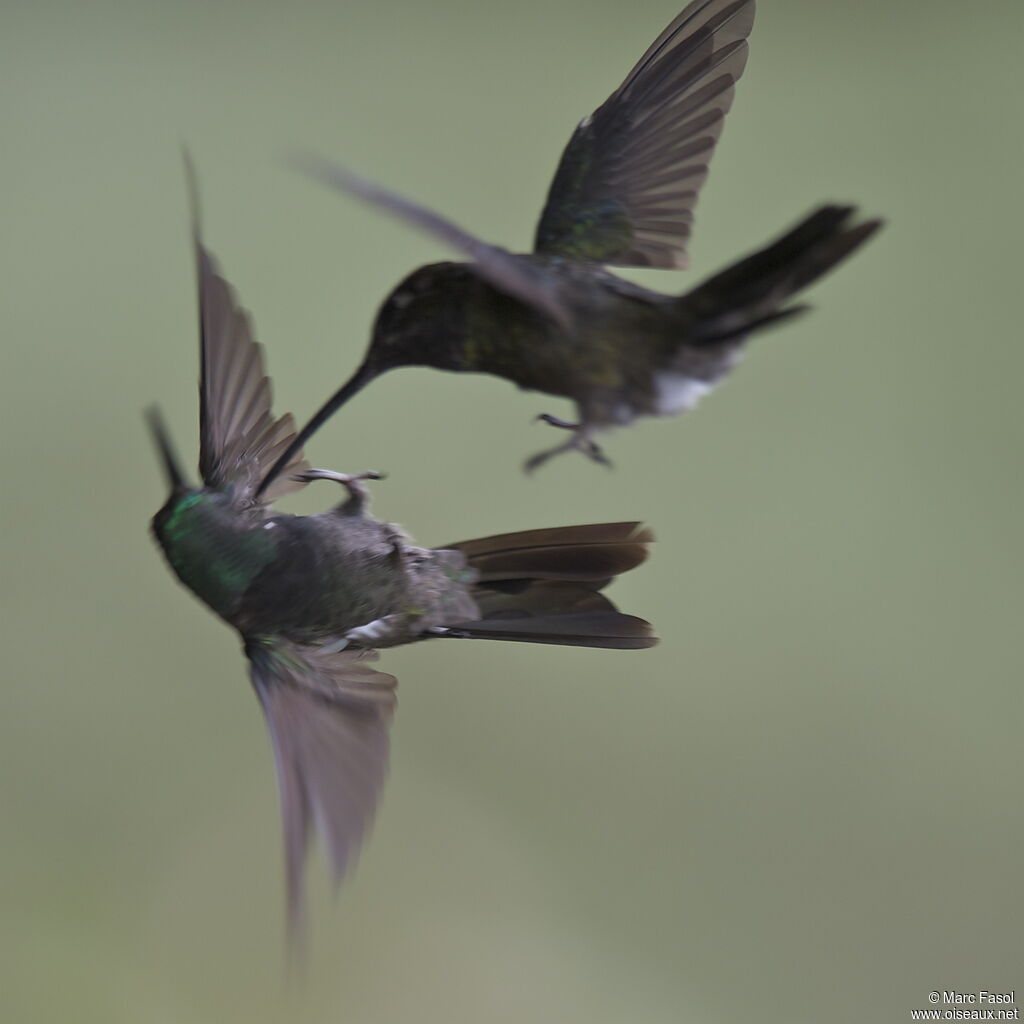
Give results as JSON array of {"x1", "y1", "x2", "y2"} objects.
[
  {"x1": 246, "y1": 640, "x2": 397, "y2": 940},
  {"x1": 534, "y1": 0, "x2": 755, "y2": 269},
  {"x1": 291, "y1": 152, "x2": 573, "y2": 329},
  {"x1": 184, "y1": 153, "x2": 310, "y2": 508}
]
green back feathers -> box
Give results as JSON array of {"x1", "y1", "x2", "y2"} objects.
[{"x1": 157, "y1": 491, "x2": 278, "y2": 619}]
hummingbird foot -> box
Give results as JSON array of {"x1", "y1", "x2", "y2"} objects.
[
  {"x1": 535, "y1": 412, "x2": 580, "y2": 431},
  {"x1": 525, "y1": 417, "x2": 612, "y2": 473},
  {"x1": 293, "y1": 468, "x2": 385, "y2": 516}
]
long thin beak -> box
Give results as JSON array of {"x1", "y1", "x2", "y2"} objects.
[
  {"x1": 255, "y1": 361, "x2": 379, "y2": 499},
  {"x1": 145, "y1": 405, "x2": 188, "y2": 491}
]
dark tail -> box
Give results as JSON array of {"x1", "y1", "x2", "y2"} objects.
[
  {"x1": 444, "y1": 522, "x2": 658, "y2": 650},
  {"x1": 681, "y1": 205, "x2": 883, "y2": 345}
]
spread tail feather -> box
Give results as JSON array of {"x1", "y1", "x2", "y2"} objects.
[
  {"x1": 682, "y1": 205, "x2": 883, "y2": 345},
  {"x1": 444, "y1": 522, "x2": 658, "y2": 649}
]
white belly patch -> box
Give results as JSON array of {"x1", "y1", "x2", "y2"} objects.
[{"x1": 653, "y1": 373, "x2": 715, "y2": 416}]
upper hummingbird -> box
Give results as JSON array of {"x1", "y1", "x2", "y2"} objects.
[
  {"x1": 256, "y1": 0, "x2": 883, "y2": 485},
  {"x1": 149, "y1": 156, "x2": 658, "y2": 938}
]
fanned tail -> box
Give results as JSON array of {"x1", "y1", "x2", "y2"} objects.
[
  {"x1": 444, "y1": 522, "x2": 658, "y2": 650},
  {"x1": 681, "y1": 205, "x2": 883, "y2": 345}
]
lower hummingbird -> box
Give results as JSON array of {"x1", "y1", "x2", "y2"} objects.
[
  {"x1": 256, "y1": 0, "x2": 883, "y2": 486},
  {"x1": 149, "y1": 156, "x2": 658, "y2": 938}
]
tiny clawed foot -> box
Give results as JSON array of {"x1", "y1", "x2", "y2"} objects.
[
  {"x1": 294, "y1": 468, "x2": 386, "y2": 514},
  {"x1": 535, "y1": 412, "x2": 580, "y2": 431},
  {"x1": 585, "y1": 441, "x2": 613, "y2": 468},
  {"x1": 292, "y1": 468, "x2": 386, "y2": 484},
  {"x1": 522, "y1": 448, "x2": 556, "y2": 474},
  {"x1": 523, "y1": 425, "x2": 613, "y2": 474}
]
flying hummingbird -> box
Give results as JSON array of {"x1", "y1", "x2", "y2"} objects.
[
  {"x1": 148, "y1": 158, "x2": 658, "y2": 936},
  {"x1": 255, "y1": 0, "x2": 883, "y2": 485}
]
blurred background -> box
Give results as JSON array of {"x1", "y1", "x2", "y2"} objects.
[{"x1": 1, "y1": 0, "x2": 1021, "y2": 1020}]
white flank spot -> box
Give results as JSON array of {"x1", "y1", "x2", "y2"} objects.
[{"x1": 654, "y1": 373, "x2": 715, "y2": 416}]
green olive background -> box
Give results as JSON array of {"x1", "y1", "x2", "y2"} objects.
[{"x1": 2, "y1": 1, "x2": 1020, "y2": 1021}]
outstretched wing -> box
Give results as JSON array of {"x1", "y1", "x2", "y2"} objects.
[
  {"x1": 290, "y1": 153, "x2": 572, "y2": 329},
  {"x1": 534, "y1": 0, "x2": 755, "y2": 269},
  {"x1": 246, "y1": 639, "x2": 397, "y2": 942},
  {"x1": 184, "y1": 153, "x2": 310, "y2": 508}
]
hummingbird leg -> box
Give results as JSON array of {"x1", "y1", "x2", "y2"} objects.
[
  {"x1": 536, "y1": 412, "x2": 581, "y2": 431},
  {"x1": 293, "y1": 468, "x2": 385, "y2": 516},
  {"x1": 525, "y1": 419, "x2": 612, "y2": 473}
]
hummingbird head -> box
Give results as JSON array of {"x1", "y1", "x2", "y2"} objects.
[
  {"x1": 146, "y1": 404, "x2": 279, "y2": 619},
  {"x1": 252, "y1": 262, "x2": 477, "y2": 499},
  {"x1": 365, "y1": 262, "x2": 471, "y2": 374}
]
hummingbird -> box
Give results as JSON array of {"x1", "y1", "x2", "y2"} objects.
[
  {"x1": 256, "y1": 0, "x2": 883, "y2": 485},
  {"x1": 148, "y1": 157, "x2": 658, "y2": 937}
]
